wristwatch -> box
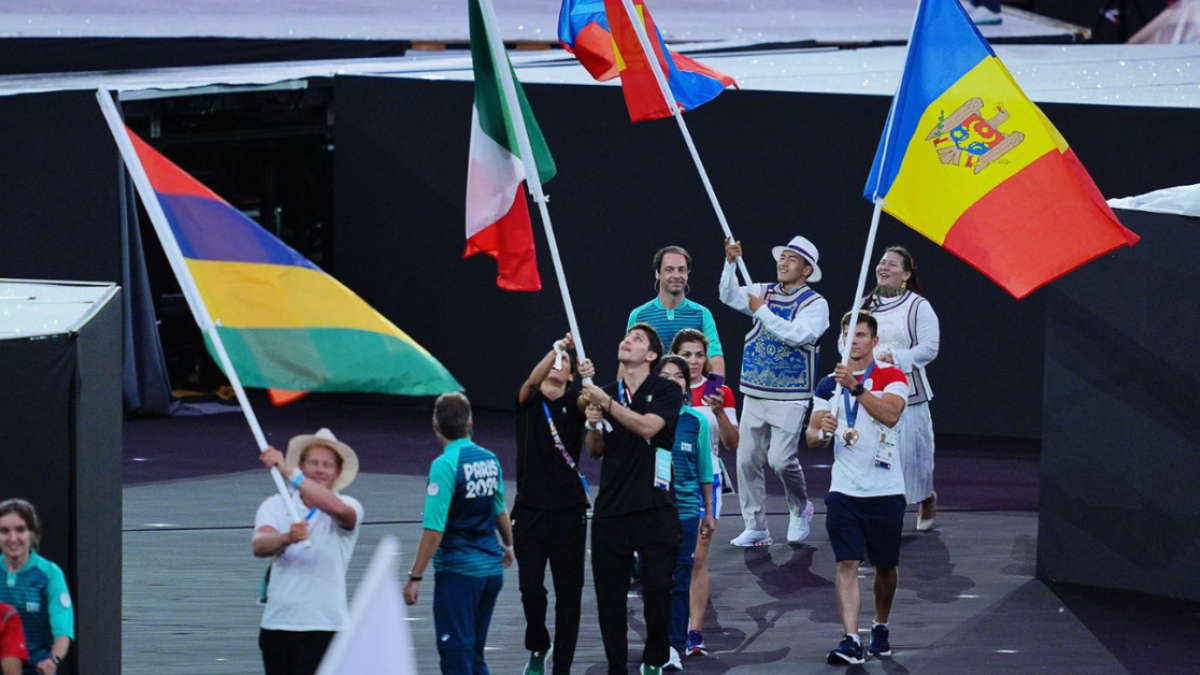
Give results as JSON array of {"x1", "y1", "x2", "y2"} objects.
[{"x1": 850, "y1": 383, "x2": 866, "y2": 397}]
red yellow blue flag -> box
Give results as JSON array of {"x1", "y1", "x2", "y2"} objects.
[
  {"x1": 864, "y1": 0, "x2": 1138, "y2": 299},
  {"x1": 126, "y1": 128, "x2": 462, "y2": 396},
  {"x1": 597, "y1": 0, "x2": 737, "y2": 122},
  {"x1": 558, "y1": 0, "x2": 619, "y2": 81}
]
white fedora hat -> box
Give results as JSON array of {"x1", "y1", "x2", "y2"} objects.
[
  {"x1": 771, "y1": 235, "x2": 822, "y2": 283},
  {"x1": 285, "y1": 428, "x2": 359, "y2": 492}
]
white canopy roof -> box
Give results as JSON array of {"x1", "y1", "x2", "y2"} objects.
[
  {"x1": 0, "y1": 43, "x2": 1197, "y2": 111},
  {"x1": 0, "y1": 280, "x2": 119, "y2": 340}
]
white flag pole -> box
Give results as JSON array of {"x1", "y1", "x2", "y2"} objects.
[
  {"x1": 477, "y1": 0, "x2": 592, "y2": 381},
  {"x1": 96, "y1": 89, "x2": 307, "y2": 533},
  {"x1": 616, "y1": 0, "x2": 753, "y2": 288}
]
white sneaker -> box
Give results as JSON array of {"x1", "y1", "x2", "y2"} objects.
[
  {"x1": 788, "y1": 500, "x2": 814, "y2": 543},
  {"x1": 962, "y1": 2, "x2": 1002, "y2": 25},
  {"x1": 730, "y1": 528, "x2": 772, "y2": 547},
  {"x1": 663, "y1": 646, "x2": 683, "y2": 671}
]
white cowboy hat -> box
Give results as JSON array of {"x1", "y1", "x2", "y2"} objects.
[
  {"x1": 771, "y1": 235, "x2": 822, "y2": 283},
  {"x1": 285, "y1": 428, "x2": 359, "y2": 492}
]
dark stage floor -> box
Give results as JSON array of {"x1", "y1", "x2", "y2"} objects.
[{"x1": 121, "y1": 394, "x2": 1197, "y2": 675}]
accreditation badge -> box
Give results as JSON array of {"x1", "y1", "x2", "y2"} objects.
[
  {"x1": 873, "y1": 426, "x2": 897, "y2": 470},
  {"x1": 654, "y1": 447, "x2": 673, "y2": 490}
]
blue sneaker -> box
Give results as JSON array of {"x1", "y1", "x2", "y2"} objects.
[
  {"x1": 827, "y1": 635, "x2": 864, "y2": 665},
  {"x1": 685, "y1": 630, "x2": 707, "y2": 656},
  {"x1": 869, "y1": 625, "x2": 892, "y2": 656}
]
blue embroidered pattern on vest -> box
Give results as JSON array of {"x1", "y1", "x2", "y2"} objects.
[{"x1": 741, "y1": 286, "x2": 820, "y2": 398}]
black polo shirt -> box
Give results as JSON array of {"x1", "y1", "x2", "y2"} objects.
[
  {"x1": 592, "y1": 374, "x2": 683, "y2": 518},
  {"x1": 514, "y1": 388, "x2": 589, "y2": 511}
]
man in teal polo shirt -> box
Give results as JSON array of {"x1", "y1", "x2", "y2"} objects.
[
  {"x1": 404, "y1": 392, "x2": 515, "y2": 675},
  {"x1": 628, "y1": 245, "x2": 725, "y2": 375}
]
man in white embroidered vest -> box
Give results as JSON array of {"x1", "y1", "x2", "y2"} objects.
[{"x1": 719, "y1": 236, "x2": 830, "y2": 546}]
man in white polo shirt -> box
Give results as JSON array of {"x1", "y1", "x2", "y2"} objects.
[
  {"x1": 807, "y1": 311, "x2": 908, "y2": 666},
  {"x1": 253, "y1": 429, "x2": 363, "y2": 675}
]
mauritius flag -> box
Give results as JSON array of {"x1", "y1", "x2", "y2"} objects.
[
  {"x1": 124, "y1": 128, "x2": 461, "y2": 397},
  {"x1": 864, "y1": 0, "x2": 1138, "y2": 299},
  {"x1": 466, "y1": 0, "x2": 556, "y2": 291}
]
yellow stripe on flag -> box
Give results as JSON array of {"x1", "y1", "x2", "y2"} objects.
[
  {"x1": 189, "y1": 259, "x2": 425, "y2": 348},
  {"x1": 882, "y1": 56, "x2": 1058, "y2": 245}
]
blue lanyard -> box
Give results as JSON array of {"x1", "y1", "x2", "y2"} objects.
[
  {"x1": 842, "y1": 360, "x2": 877, "y2": 430},
  {"x1": 617, "y1": 380, "x2": 632, "y2": 408},
  {"x1": 541, "y1": 400, "x2": 579, "y2": 471}
]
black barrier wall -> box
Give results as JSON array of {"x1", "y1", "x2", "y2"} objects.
[
  {"x1": 0, "y1": 91, "x2": 123, "y2": 284},
  {"x1": 333, "y1": 76, "x2": 1199, "y2": 438},
  {"x1": 0, "y1": 288, "x2": 124, "y2": 675},
  {"x1": 1039, "y1": 208, "x2": 1200, "y2": 601}
]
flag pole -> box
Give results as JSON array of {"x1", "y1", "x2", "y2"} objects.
[
  {"x1": 96, "y1": 89, "x2": 308, "y2": 533},
  {"x1": 839, "y1": 0, "x2": 923, "y2": 367},
  {"x1": 477, "y1": 0, "x2": 593, "y2": 380},
  {"x1": 615, "y1": 0, "x2": 753, "y2": 288}
]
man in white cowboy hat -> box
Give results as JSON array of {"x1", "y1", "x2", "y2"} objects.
[
  {"x1": 253, "y1": 428, "x2": 363, "y2": 675},
  {"x1": 719, "y1": 235, "x2": 830, "y2": 547}
]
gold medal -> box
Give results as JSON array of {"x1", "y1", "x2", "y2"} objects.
[{"x1": 843, "y1": 427, "x2": 860, "y2": 445}]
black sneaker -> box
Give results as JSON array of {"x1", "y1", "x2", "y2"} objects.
[
  {"x1": 827, "y1": 635, "x2": 864, "y2": 665},
  {"x1": 869, "y1": 625, "x2": 891, "y2": 656}
]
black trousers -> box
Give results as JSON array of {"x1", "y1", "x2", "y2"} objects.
[
  {"x1": 259, "y1": 628, "x2": 335, "y2": 675},
  {"x1": 513, "y1": 503, "x2": 588, "y2": 675},
  {"x1": 591, "y1": 506, "x2": 680, "y2": 674}
]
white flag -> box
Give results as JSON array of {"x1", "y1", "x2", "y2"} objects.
[{"x1": 316, "y1": 535, "x2": 417, "y2": 675}]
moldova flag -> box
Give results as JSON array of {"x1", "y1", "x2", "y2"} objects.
[
  {"x1": 466, "y1": 0, "x2": 556, "y2": 291},
  {"x1": 125, "y1": 128, "x2": 462, "y2": 397},
  {"x1": 559, "y1": 0, "x2": 736, "y2": 122},
  {"x1": 864, "y1": 0, "x2": 1138, "y2": 299}
]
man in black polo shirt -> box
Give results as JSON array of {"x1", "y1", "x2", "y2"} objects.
[
  {"x1": 581, "y1": 323, "x2": 683, "y2": 675},
  {"x1": 514, "y1": 333, "x2": 595, "y2": 675}
]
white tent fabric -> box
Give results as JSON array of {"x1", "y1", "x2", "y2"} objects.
[
  {"x1": 1109, "y1": 184, "x2": 1200, "y2": 218},
  {"x1": 2, "y1": 43, "x2": 1199, "y2": 111},
  {"x1": 0, "y1": 0, "x2": 1071, "y2": 43},
  {"x1": 1129, "y1": 0, "x2": 1200, "y2": 45}
]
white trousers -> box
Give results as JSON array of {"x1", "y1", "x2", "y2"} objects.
[{"x1": 735, "y1": 396, "x2": 810, "y2": 531}]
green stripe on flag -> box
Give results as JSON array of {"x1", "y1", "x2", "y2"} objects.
[
  {"x1": 205, "y1": 326, "x2": 462, "y2": 396},
  {"x1": 468, "y1": 0, "x2": 556, "y2": 186}
]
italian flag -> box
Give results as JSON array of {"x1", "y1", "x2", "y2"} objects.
[{"x1": 465, "y1": 0, "x2": 557, "y2": 291}]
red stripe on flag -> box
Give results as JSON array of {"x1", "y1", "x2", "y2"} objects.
[
  {"x1": 126, "y1": 127, "x2": 223, "y2": 201},
  {"x1": 943, "y1": 150, "x2": 1137, "y2": 299},
  {"x1": 464, "y1": 183, "x2": 542, "y2": 292},
  {"x1": 268, "y1": 389, "x2": 309, "y2": 406},
  {"x1": 605, "y1": 0, "x2": 674, "y2": 122},
  {"x1": 569, "y1": 23, "x2": 619, "y2": 81}
]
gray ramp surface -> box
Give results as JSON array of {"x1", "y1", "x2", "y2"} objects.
[{"x1": 123, "y1": 472, "x2": 1133, "y2": 674}]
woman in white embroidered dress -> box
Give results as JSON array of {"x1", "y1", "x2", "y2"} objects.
[{"x1": 863, "y1": 246, "x2": 941, "y2": 530}]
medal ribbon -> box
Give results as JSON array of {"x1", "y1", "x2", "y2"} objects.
[
  {"x1": 617, "y1": 380, "x2": 632, "y2": 408},
  {"x1": 842, "y1": 360, "x2": 877, "y2": 432}
]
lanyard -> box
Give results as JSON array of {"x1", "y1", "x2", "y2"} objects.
[
  {"x1": 617, "y1": 380, "x2": 632, "y2": 408},
  {"x1": 842, "y1": 360, "x2": 877, "y2": 430},
  {"x1": 541, "y1": 400, "x2": 580, "y2": 472}
]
